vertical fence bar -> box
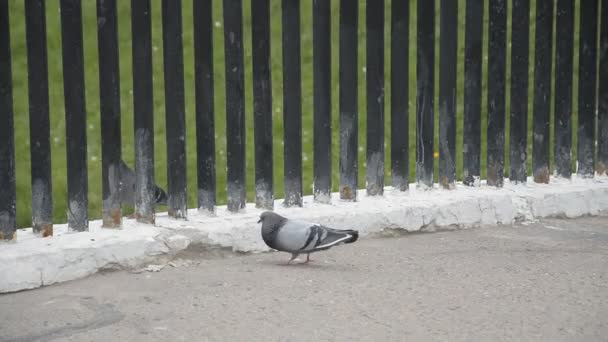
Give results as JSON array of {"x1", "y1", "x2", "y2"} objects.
[
  {"x1": 131, "y1": 0, "x2": 155, "y2": 223},
  {"x1": 439, "y1": 0, "x2": 457, "y2": 189},
  {"x1": 313, "y1": 0, "x2": 332, "y2": 203},
  {"x1": 162, "y1": 0, "x2": 187, "y2": 218},
  {"x1": 193, "y1": 0, "x2": 216, "y2": 213},
  {"x1": 366, "y1": 0, "x2": 385, "y2": 195},
  {"x1": 532, "y1": 0, "x2": 553, "y2": 183},
  {"x1": 98, "y1": 0, "x2": 122, "y2": 228},
  {"x1": 252, "y1": 0, "x2": 273, "y2": 209},
  {"x1": 599, "y1": 0, "x2": 608, "y2": 175},
  {"x1": 463, "y1": 0, "x2": 484, "y2": 186},
  {"x1": 416, "y1": 0, "x2": 435, "y2": 188},
  {"x1": 0, "y1": 0, "x2": 16, "y2": 240},
  {"x1": 60, "y1": 0, "x2": 88, "y2": 231},
  {"x1": 487, "y1": 0, "x2": 506, "y2": 187},
  {"x1": 339, "y1": 0, "x2": 358, "y2": 201},
  {"x1": 25, "y1": 0, "x2": 53, "y2": 237},
  {"x1": 554, "y1": 0, "x2": 574, "y2": 178},
  {"x1": 390, "y1": 0, "x2": 409, "y2": 191},
  {"x1": 509, "y1": 0, "x2": 530, "y2": 183},
  {"x1": 282, "y1": 0, "x2": 303, "y2": 207},
  {"x1": 578, "y1": 0, "x2": 598, "y2": 177},
  {"x1": 224, "y1": 0, "x2": 246, "y2": 211}
]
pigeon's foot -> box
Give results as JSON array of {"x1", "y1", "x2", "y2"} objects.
[
  {"x1": 286, "y1": 253, "x2": 300, "y2": 265},
  {"x1": 304, "y1": 254, "x2": 314, "y2": 263}
]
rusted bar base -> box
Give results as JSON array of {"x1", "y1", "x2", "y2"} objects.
[
  {"x1": 0, "y1": 231, "x2": 16, "y2": 242},
  {"x1": 33, "y1": 223, "x2": 53, "y2": 238},
  {"x1": 102, "y1": 206, "x2": 122, "y2": 229}
]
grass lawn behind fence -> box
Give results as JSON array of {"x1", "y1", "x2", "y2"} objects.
[{"x1": 8, "y1": 0, "x2": 584, "y2": 228}]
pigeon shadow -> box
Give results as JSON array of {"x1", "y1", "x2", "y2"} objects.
[{"x1": 261, "y1": 259, "x2": 355, "y2": 272}]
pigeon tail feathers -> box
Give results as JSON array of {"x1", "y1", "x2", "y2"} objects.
[
  {"x1": 301, "y1": 225, "x2": 358, "y2": 252},
  {"x1": 339, "y1": 229, "x2": 358, "y2": 244}
]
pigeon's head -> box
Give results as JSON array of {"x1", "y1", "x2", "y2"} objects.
[{"x1": 258, "y1": 211, "x2": 283, "y2": 224}]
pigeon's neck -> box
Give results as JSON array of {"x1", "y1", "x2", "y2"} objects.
[
  {"x1": 261, "y1": 217, "x2": 285, "y2": 247},
  {"x1": 262, "y1": 217, "x2": 285, "y2": 234}
]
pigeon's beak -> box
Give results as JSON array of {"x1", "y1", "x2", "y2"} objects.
[{"x1": 257, "y1": 218, "x2": 262, "y2": 223}]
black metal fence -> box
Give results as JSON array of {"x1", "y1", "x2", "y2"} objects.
[{"x1": 0, "y1": 0, "x2": 607, "y2": 241}]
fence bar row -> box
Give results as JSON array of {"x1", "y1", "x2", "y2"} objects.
[
  {"x1": 163, "y1": 0, "x2": 188, "y2": 218},
  {"x1": 25, "y1": 0, "x2": 54, "y2": 237},
  {"x1": 554, "y1": 0, "x2": 573, "y2": 179},
  {"x1": 532, "y1": 0, "x2": 553, "y2": 184},
  {"x1": 61, "y1": 0, "x2": 89, "y2": 231},
  {"x1": 366, "y1": 0, "x2": 385, "y2": 196},
  {"x1": 131, "y1": 0, "x2": 155, "y2": 224},
  {"x1": 224, "y1": 0, "x2": 247, "y2": 212},
  {"x1": 339, "y1": 0, "x2": 358, "y2": 201},
  {"x1": 312, "y1": 0, "x2": 332, "y2": 203},
  {"x1": 313, "y1": 0, "x2": 332, "y2": 203},
  {"x1": 98, "y1": 0, "x2": 123, "y2": 228},
  {"x1": 252, "y1": 0, "x2": 273, "y2": 210},
  {"x1": 463, "y1": 0, "x2": 483, "y2": 186},
  {"x1": 416, "y1": 0, "x2": 434, "y2": 188},
  {"x1": 600, "y1": 0, "x2": 608, "y2": 174},
  {"x1": 282, "y1": 0, "x2": 303, "y2": 207},
  {"x1": 510, "y1": 0, "x2": 530, "y2": 183},
  {"x1": 1, "y1": 0, "x2": 607, "y2": 237},
  {"x1": 439, "y1": 0, "x2": 457, "y2": 189},
  {"x1": 578, "y1": 0, "x2": 598, "y2": 178},
  {"x1": 390, "y1": 0, "x2": 409, "y2": 192},
  {"x1": 0, "y1": 0, "x2": 16, "y2": 240},
  {"x1": 487, "y1": 0, "x2": 506, "y2": 187},
  {"x1": 193, "y1": 0, "x2": 216, "y2": 213}
]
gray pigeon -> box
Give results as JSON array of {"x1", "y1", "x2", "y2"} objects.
[
  {"x1": 118, "y1": 159, "x2": 167, "y2": 206},
  {"x1": 258, "y1": 211, "x2": 359, "y2": 264}
]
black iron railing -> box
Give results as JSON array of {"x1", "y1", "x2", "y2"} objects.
[{"x1": 0, "y1": 0, "x2": 607, "y2": 241}]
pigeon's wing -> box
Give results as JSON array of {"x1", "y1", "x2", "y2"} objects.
[
  {"x1": 306, "y1": 226, "x2": 358, "y2": 251},
  {"x1": 274, "y1": 220, "x2": 316, "y2": 252},
  {"x1": 118, "y1": 160, "x2": 136, "y2": 205},
  {"x1": 295, "y1": 225, "x2": 358, "y2": 253},
  {"x1": 275, "y1": 220, "x2": 358, "y2": 253}
]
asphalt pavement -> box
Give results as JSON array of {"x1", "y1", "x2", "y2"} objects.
[{"x1": 1, "y1": 216, "x2": 607, "y2": 342}]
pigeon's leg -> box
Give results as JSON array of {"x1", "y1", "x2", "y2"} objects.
[
  {"x1": 304, "y1": 253, "x2": 313, "y2": 263},
  {"x1": 287, "y1": 253, "x2": 299, "y2": 265}
]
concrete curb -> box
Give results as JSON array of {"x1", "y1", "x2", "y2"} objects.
[{"x1": 2, "y1": 176, "x2": 608, "y2": 293}]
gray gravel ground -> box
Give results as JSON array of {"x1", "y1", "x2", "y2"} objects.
[{"x1": 1, "y1": 216, "x2": 607, "y2": 342}]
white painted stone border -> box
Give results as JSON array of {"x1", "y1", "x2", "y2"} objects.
[{"x1": 2, "y1": 175, "x2": 608, "y2": 293}]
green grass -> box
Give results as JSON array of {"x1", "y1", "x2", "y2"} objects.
[{"x1": 7, "y1": 0, "x2": 589, "y2": 228}]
